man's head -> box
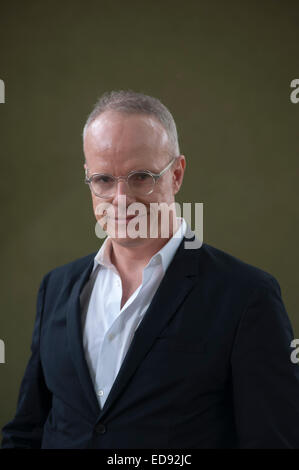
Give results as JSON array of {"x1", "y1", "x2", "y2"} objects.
[{"x1": 83, "y1": 90, "x2": 186, "y2": 247}]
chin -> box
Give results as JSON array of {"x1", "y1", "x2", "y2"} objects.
[{"x1": 111, "y1": 235, "x2": 147, "y2": 247}]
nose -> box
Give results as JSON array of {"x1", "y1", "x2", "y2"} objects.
[
  {"x1": 115, "y1": 179, "x2": 129, "y2": 196},
  {"x1": 111, "y1": 179, "x2": 135, "y2": 208}
]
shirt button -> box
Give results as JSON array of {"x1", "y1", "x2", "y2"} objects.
[
  {"x1": 108, "y1": 333, "x2": 115, "y2": 341},
  {"x1": 97, "y1": 389, "x2": 104, "y2": 396},
  {"x1": 94, "y1": 423, "x2": 106, "y2": 434}
]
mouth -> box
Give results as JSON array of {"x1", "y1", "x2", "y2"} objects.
[
  {"x1": 108, "y1": 215, "x2": 136, "y2": 221},
  {"x1": 106, "y1": 213, "x2": 149, "y2": 221},
  {"x1": 102, "y1": 215, "x2": 138, "y2": 226}
]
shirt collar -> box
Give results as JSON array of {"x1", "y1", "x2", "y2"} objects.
[
  {"x1": 93, "y1": 217, "x2": 187, "y2": 275},
  {"x1": 149, "y1": 217, "x2": 186, "y2": 272}
]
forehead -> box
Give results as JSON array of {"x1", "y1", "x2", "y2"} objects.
[{"x1": 83, "y1": 110, "x2": 170, "y2": 159}]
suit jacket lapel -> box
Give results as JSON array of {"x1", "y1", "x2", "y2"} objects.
[
  {"x1": 98, "y1": 233, "x2": 201, "y2": 421},
  {"x1": 66, "y1": 255, "x2": 102, "y2": 417}
]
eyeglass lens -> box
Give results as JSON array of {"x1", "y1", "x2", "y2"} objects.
[{"x1": 90, "y1": 172, "x2": 155, "y2": 197}]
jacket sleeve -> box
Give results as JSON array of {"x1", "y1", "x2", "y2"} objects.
[
  {"x1": 231, "y1": 276, "x2": 299, "y2": 448},
  {"x1": 1, "y1": 274, "x2": 53, "y2": 449}
]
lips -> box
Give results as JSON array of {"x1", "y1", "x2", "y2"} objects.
[
  {"x1": 106, "y1": 213, "x2": 148, "y2": 220},
  {"x1": 109, "y1": 215, "x2": 136, "y2": 221}
]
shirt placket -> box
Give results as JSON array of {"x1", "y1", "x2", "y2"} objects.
[
  {"x1": 94, "y1": 262, "x2": 162, "y2": 407},
  {"x1": 94, "y1": 270, "x2": 141, "y2": 406}
]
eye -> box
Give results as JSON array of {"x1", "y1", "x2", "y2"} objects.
[
  {"x1": 93, "y1": 175, "x2": 114, "y2": 184},
  {"x1": 131, "y1": 172, "x2": 152, "y2": 181}
]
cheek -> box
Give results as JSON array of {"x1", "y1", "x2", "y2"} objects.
[
  {"x1": 92, "y1": 196, "x2": 110, "y2": 221},
  {"x1": 91, "y1": 197, "x2": 98, "y2": 217}
]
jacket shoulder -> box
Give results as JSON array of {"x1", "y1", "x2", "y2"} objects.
[
  {"x1": 197, "y1": 242, "x2": 280, "y2": 292},
  {"x1": 41, "y1": 251, "x2": 97, "y2": 286}
]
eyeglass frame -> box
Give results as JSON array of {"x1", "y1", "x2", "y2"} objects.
[{"x1": 84, "y1": 155, "x2": 179, "y2": 198}]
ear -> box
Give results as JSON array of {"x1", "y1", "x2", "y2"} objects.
[{"x1": 173, "y1": 155, "x2": 186, "y2": 195}]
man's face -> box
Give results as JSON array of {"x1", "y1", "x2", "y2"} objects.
[{"x1": 83, "y1": 110, "x2": 185, "y2": 247}]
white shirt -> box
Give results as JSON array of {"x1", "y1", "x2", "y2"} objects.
[{"x1": 81, "y1": 217, "x2": 187, "y2": 408}]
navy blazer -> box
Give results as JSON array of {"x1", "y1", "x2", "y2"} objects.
[{"x1": 2, "y1": 237, "x2": 299, "y2": 449}]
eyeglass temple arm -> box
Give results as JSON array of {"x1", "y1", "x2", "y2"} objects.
[
  {"x1": 151, "y1": 156, "x2": 179, "y2": 179},
  {"x1": 85, "y1": 167, "x2": 91, "y2": 184}
]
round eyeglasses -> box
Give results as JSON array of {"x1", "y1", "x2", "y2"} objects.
[{"x1": 85, "y1": 156, "x2": 178, "y2": 198}]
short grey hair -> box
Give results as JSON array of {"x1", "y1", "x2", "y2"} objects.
[{"x1": 82, "y1": 90, "x2": 180, "y2": 156}]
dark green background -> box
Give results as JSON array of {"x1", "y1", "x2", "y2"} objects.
[{"x1": 0, "y1": 0, "x2": 298, "y2": 431}]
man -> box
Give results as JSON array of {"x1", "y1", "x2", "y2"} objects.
[{"x1": 2, "y1": 90, "x2": 299, "y2": 449}]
